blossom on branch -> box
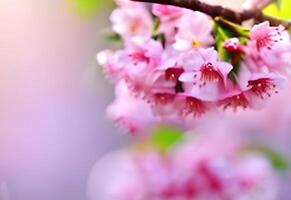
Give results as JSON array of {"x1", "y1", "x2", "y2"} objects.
[{"x1": 97, "y1": 0, "x2": 291, "y2": 134}]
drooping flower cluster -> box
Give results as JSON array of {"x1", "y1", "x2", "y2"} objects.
[
  {"x1": 98, "y1": 0, "x2": 291, "y2": 133},
  {"x1": 88, "y1": 133, "x2": 278, "y2": 200}
]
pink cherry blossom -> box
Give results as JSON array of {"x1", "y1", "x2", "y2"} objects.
[
  {"x1": 219, "y1": 90, "x2": 250, "y2": 111},
  {"x1": 246, "y1": 72, "x2": 287, "y2": 99},
  {"x1": 247, "y1": 21, "x2": 291, "y2": 72},
  {"x1": 107, "y1": 80, "x2": 156, "y2": 135},
  {"x1": 97, "y1": 38, "x2": 163, "y2": 92},
  {"x1": 110, "y1": 4, "x2": 152, "y2": 39},
  {"x1": 179, "y1": 48, "x2": 233, "y2": 101},
  {"x1": 218, "y1": 68, "x2": 286, "y2": 111},
  {"x1": 123, "y1": 37, "x2": 163, "y2": 96},
  {"x1": 175, "y1": 94, "x2": 208, "y2": 117},
  {"x1": 97, "y1": 50, "x2": 127, "y2": 82},
  {"x1": 174, "y1": 11, "x2": 214, "y2": 51}
]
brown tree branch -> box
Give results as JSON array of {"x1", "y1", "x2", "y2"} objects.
[
  {"x1": 131, "y1": 0, "x2": 291, "y2": 28},
  {"x1": 132, "y1": 0, "x2": 250, "y2": 23}
]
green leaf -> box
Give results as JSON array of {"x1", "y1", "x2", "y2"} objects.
[
  {"x1": 151, "y1": 126, "x2": 183, "y2": 152},
  {"x1": 246, "y1": 145, "x2": 289, "y2": 171}
]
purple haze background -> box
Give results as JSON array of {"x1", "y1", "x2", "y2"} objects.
[{"x1": 0, "y1": 1, "x2": 132, "y2": 200}]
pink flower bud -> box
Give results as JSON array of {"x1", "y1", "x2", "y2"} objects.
[{"x1": 223, "y1": 38, "x2": 243, "y2": 52}]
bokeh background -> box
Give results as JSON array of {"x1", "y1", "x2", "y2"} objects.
[
  {"x1": 1, "y1": 0, "x2": 288, "y2": 200},
  {"x1": 0, "y1": 1, "x2": 132, "y2": 199}
]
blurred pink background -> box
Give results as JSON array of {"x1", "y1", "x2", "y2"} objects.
[{"x1": 0, "y1": 1, "x2": 132, "y2": 199}]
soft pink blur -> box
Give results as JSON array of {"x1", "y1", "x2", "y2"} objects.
[{"x1": 0, "y1": 1, "x2": 131, "y2": 200}]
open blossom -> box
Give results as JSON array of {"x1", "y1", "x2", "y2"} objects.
[
  {"x1": 179, "y1": 48, "x2": 233, "y2": 101},
  {"x1": 246, "y1": 72, "x2": 287, "y2": 99},
  {"x1": 107, "y1": 80, "x2": 156, "y2": 135},
  {"x1": 174, "y1": 11, "x2": 214, "y2": 51},
  {"x1": 88, "y1": 134, "x2": 278, "y2": 200},
  {"x1": 123, "y1": 38, "x2": 163, "y2": 96},
  {"x1": 97, "y1": 37, "x2": 163, "y2": 91},
  {"x1": 219, "y1": 87, "x2": 251, "y2": 111},
  {"x1": 246, "y1": 21, "x2": 291, "y2": 72},
  {"x1": 97, "y1": 50, "x2": 128, "y2": 82},
  {"x1": 219, "y1": 66, "x2": 287, "y2": 111},
  {"x1": 110, "y1": 3, "x2": 152, "y2": 39}
]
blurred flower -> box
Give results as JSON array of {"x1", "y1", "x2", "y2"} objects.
[
  {"x1": 88, "y1": 133, "x2": 278, "y2": 200},
  {"x1": 174, "y1": 11, "x2": 214, "y2": 51},
  {"x1": 110, "y1": 1, "x2": 152, "y2": 39},
  {"x1": 246, "y1": 21, "x2": 291, "y2": 73},
  {"x1": 107, "y1": 80, "x2": 156, "y2": 135}
]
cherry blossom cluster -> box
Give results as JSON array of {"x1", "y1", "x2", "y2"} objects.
[
  {"x1": 88, "y1": 133, "x2": 278, "y2": 200},
  {"x1": 98, "y1": 0, "x2": 291, "y2": 127}
]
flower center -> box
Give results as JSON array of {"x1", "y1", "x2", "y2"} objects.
[
  {"x1": 152, "y1": 93, "x2": 175, "y2": 105},
  {"x1": 129, "y1": 18, "x2": 141, "y2": 34},
  {"x1": 248, "y1": 78, "x2": 278, "y2": 99},
  {"x1": 257, "y1": 28, "x2": 284, "y2": 50},
  {"x1": 220, "y1": 93, "x2": 249, "y2": 111},
  {"x1": 165, "y1": 68, "x2": 184, "y2": 82},
  {"x1": 192, "y1": 39, "x2": 200, "y2": 48},
  {"x1": 257, "y1": 35, "x2": 275, "y2": 50},
  {"x1": 180, "y1": 97, "x2": 205, "y2": 117},
  {"x1": 129, "y1": 51, "x2": 149, "y2": 64},
  {"x1": 199, "y1": 63, "x2": 221, "y2": 84}
]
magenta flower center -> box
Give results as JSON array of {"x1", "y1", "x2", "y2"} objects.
[
  {"x1": 165, "y1": 68, "x2": 184, "y2": 82},
  {"x1": 248, "y1": 78, "x2": 278, "y2": 99},
  {"x1": 200, "y1": 63, "x2": 222, "y2": 83},
  {"x1": 180, "y1": 97, "x2": 205, "y2": 117},
  {"x1": 256, "y1": 28, "x2": 283, "y2": 50},
  {"x1": 257, "y1": 35, "x2": 275, "y2": 50},
  {"x1": 221, "y1": 93, "x2": 249, "y2": 111},
  {"x1": 152, "y1": 93, "x2": 175, "y2": 105},
  {"x1": 129, "y1": 51, "x2": 150, "y2": 64}
]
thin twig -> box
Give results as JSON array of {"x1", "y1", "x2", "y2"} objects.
[
  {"x1": 132, "y1": 0, "x2": 249, "y2": 23},
  {"x1": 131, "y1": 0, "x2": 291, "y2": 28}
]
